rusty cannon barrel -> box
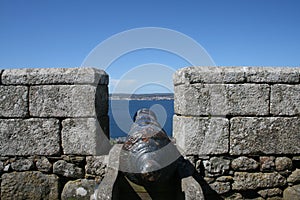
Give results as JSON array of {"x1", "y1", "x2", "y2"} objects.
[{"x1": 119, "y1": 108, "x2": 180, "y2": 186}]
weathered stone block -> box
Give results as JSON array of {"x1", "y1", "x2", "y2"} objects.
[
  {"x1": 231, "y1": 156, "x2": 259, "y2": 171},
  {"x1": 230, "y1": 117, "x2": 300, "y2": 155},
  {"x1": 11, "y1": 158, "x2": 34, "y2": 171},
  {"x1": 1, "y1": 171, "x2": 59, "y2": 199},
  {"x1": 271, "y1": 84, "x2": 300, "y2": 115},
  {"x1": 85, "y1": 156, "x2": 107, "y2": 176},
  {"x1": 245, "y1": 67, "x2": 299, "y2": 83},
  {"x1": 173, "y1": 66, "x2": 246, "y2": 85},
  {"x1": 260, "y1": 156, "x2": 275, "y2": 171},
  {"x1": 181, "y1": 176, "x2": 205, "y2": 200},
  {"x1": 2, "y1": 67, "x2": 108, "y2": 85},
  {"x1": 283, "y1": 184, "x2": 300, "y2": 200},
  {"x1": 0, "y1": 86, "x2": 28, "y2": 117},
  {"x1": 174, "y1": 66, "x2": 300, "y2": 84},
  {"x1": 174, "y1": 84, "x2": 269, "y2": 116},
  {"x1": 275, "y1": 157, "x2": 293, "y2": 171},
  {"x1": 0, "y1": 161, "x2": 4, "y2": 172},
  {"x1": 61, "y1": 179, "x2": 97, "y2": 200},
  {"x1": 287, "y1": 169, "x2": 300, "y2": 183},
  {"x1": 216, "y1": 176, "x2": 233, "y2": 182},
  {"x1": 209, "y1": 181, "x2": 231, "y2": 194},
  {"x1": 62, "y1": 118, "x2": 111, "y2": 155},
  {"x1": 232, "y1": 172, "x2": 286, "y2": 190},
  {"x1": 36, "y1": 157, "x2": 52, "y2": 173},
  {"x1": 0, "y1": 119, "x2": 60, "y2": 156},
  {"x1": 173, "y1": 115, "x2": 229, "y2": 155},
  {"x1": 258, "y1": 188, "x2": 282, "y2": 198},
  {"x1": 203, "y1": 157, "x2": 231, "y2": 175},
  {"x1": 53, "y1": 160, "x2": 83, "y2": 178},
  {"x1": 30, "y1": 85, "x2": 108, "y2": 117}
]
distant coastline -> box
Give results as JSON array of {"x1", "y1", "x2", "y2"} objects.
[{"x1": 109, "y1": 93, "x2": 174, "y2": 100}]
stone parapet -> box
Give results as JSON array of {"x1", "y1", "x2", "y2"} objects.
[
  {"x1": 0, "y1": 67, "x2": 110, "y2": 199},
  {"x1": 2, "y1": 67, "x2": 108, "y2": 85},
  {"x1": 174, "y1": 66, "x2": 300, "y2": 85},
  {"x1": 173, "y1": 66, "x2": 300, "y2": 199},
  {"x1": 173, "y1": 66, "x2": 300, "y2": 156}
]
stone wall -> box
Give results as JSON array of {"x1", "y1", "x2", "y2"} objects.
[
  {"x1": 1, "y1": 66, "x2": 300, "y2": 199},
  {"x1": 173, "y1": 67, "x2": 300, "y2": 199},
  {"x1": 0, "y1": 68, "x2": 110, "y2": 199}
]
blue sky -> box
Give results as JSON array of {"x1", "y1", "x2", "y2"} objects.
[{"x1": 0, "y1": 0, "x2": 299, "y2": 93}]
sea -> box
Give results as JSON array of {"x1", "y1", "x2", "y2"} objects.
[{"x1": 108, "y1": 99, "x2": 174, "y2": 138}]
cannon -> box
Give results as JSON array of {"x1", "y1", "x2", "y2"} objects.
[
  {"x1": 120, "y1": 108, "x2": 179, "y2": 185},
  {"x1": 94, "y1": 108, "x2": 204, "y2": 200}
]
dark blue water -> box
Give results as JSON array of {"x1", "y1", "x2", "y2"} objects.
[{"x1": 108, "y1": 100, "x2": 174, "y2": 138}]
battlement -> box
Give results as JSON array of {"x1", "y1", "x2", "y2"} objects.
[
  {"x1": 0, "y1": 67, "x2": 299, "y2": 199},
  {"x1": 0, "y1": 67, "x2": 110, "y2": 199},
  {"x1": 173, "y1": 66, "x2": 300, "y2": 199}
]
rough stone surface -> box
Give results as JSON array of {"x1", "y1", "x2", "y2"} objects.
[
  {"x1": 258, "y1": 188, "x2": 282, "y2": 198},
  {"x1": 61, "y1": 179, "x2": 96, "y2": 200},
  {"x1": 62, "y1": 118, "x2": 111, "y2": 155},
  {"x1": 181, "y1": 176, "x2": 205, "y2": 200},
  {"x1": 36, "y1": 157, "x2": 52, "y2": 173},
  {"x1": 203, "y1": 177, "x2": 215, "y2": 184},
  {"x1": 287, "y1": 169, "x2": 300, "y2": 183},
  {"x1": 230, "y1": 117, "x2": 300, "y2": 155},
  {"x1": 0, "y1": 86, "x2": 28, "y2": 117},
  {"x1": 283, "y1": 184, "x2": 300, "y2": 200},
  {"x1": 11, "y1": 158, "x2": 34, "y2": 171},
  {"x1": 232, "y1": 172, "x2": 286, "y2": 190},
  {"x1": 30, "y1": 85, "x2": 108, "y2": 117},
  {"x1": 174, "y1": 67, "x2": 300, "y2": 85},
  {"x1": 95, "y1": 146, "x2": 121, "y2": 200},
  {"x1": 275, "y1": 157, "x2": 293, "y2": 171},
  {"x1": 224, "y1": 193, "x2": 243, "y2": 200},
  {"x1": 0, "y1": 118, "x2": 60, "y2": 156},
  {"x1": 85, "y1": 156, "x2": 107, "y2": 176},
  {"x1": 271, "y1": 84, "x2": 300, "y2": 115},
  {"x1": 173, "y1": 116, "x2": 229, "y2": 155},
  {"x1": 2, "y1": 67, "x2": 108, "y2": 85},
  {"x1": 209, "y1": 181, "x2": 231, "y2": 194},
  {"x1": 62, "y1": 155, "x2": 86, "y2": 165},
  {"x1": 231, "y1": 156, "x2": 259, "y2": 171},
  {"x1": 216, "y1": 176, "x2": 233, "y2": 182},
  {"x1": 0, "y1": 161, "x2": 3, "y2": 172},
  {"x1": 53, "y1": 160, "x2": 83, "y2": 178},
  {"x1": 174, "y1": 84, "x2": 269, "y2": 116},
  {"x1": 1, "y1": 171, "x2": 59, "y2": 199},
  {"x1": 173, "y1": 66, "x2": 246, "y2": 85},
  {"x1": 203, "y1": 157, "x2": 230, "y2": 175},
  {"x1": 260, "y1": 156, "x2": 275, "y2": 171},
  {"x1": 245, "y1": 67, "x2": 299, "y2": 83}
]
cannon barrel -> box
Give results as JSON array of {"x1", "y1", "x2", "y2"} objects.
[{"x1": 120, "y1": 108, "x2": 179, "y2": 185}]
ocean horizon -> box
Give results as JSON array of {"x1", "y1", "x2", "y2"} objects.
[{"x1": 108, "y1": 99, "x2": 174, "y2": 139}]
